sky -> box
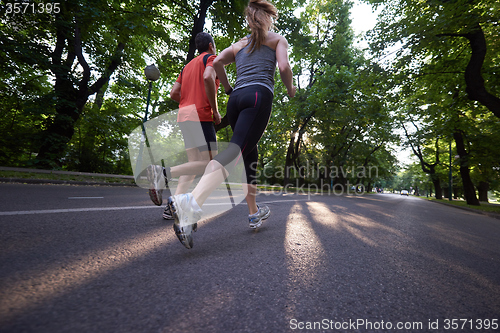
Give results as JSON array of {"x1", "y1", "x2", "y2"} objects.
[{"x1": 350, "y1": 0, "x2": 380, "y2": 36}]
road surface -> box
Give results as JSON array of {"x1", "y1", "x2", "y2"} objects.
[{"x1": 0, "y1": 183, "x2": 499, "y2": 332}]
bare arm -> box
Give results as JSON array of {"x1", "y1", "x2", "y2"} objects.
[
  {"x1": 203, "y1": 66, "x2": 221, "y2": 125},
  {"x1": 170, "y1": 82, "x2": 181, "y2": 102},
  {"x1": 213, "y1": 46, "x2": 235, "y2": 94},
  {"x1": 276, "y1": 37, "x2": 296, "y2": 98}
]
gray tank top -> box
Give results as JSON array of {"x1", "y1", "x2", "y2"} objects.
[{"x1": 234, "y1": 38, "x2": 277, "y2": 93}]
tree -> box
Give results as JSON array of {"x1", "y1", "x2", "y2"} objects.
[
  {"x1": 468, "y1": 114, "x2": 500, "y2": 202},
  {"x1": 1, "y1": 0, "x2": 172, "y2": 168},
  {"x1": 366, "y1": 0, "x2": 500, "y2": 204},
  {"x1": 401, "y1": 121, "x2": 444, "y2": 199},
  {"x1": 366, "y1": 0, "x2": 500, "y2": 118},
  {"x1": 281, "y1": 0, "x2": 356, "y2": 186}
]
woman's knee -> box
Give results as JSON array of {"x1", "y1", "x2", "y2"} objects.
[{"x1": 213, "y1": 142, "x2": 242, "y2": 168}]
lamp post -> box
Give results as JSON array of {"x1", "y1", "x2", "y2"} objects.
[
  {"x1": 135, "y1": 65, "x2": 160, "y2": 179},
  {"x1": 449, "y1": 141, "x2": 452, "y2": 201},
  {"x1": 143, "y1": 64, "x2": 161, "y2": 123}
]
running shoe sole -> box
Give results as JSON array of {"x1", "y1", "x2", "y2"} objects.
[{"x1": 168, "y1": 197, "x2": 197, "y2": 249}]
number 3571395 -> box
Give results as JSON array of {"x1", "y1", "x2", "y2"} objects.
[{"x1": 6, "y1": 3, "x2": 61, "y2": 15}]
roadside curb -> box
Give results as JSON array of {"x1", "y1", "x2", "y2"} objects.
[
  {"x1": 0, "y1": 166, "x2": 138, "y2": 187},
  {"x1": 427, "y1": 198, "x2": 500, "y2": 221},
  {"x1": 0, "y1": 177, "x2": 137, "y2": 187}
]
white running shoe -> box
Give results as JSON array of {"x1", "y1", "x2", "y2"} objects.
[
  {"x1": 168, "y1": 194, "x2": 202, "y2": 249},
  {"x1": 147, "y1": 165, "x2": 166, "y2": 206},
  {"x1": 248, "y1": 204, "x2": 270, "y2": 229}
]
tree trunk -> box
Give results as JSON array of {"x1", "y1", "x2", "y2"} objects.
[
  {"x1": 453, "y1": 131, "x2": 480, "y2": 206},
  {"x1": 282, "y1": 113, "x2": 314, "y2": 187},
  {"x1": 36, "y1": 80, "x2": 108, "y2": 168},
  {"x1": 36, "y1": 18, "x2": 124, "y2": 168},
  {"x1": 463, "y1": 24, "x2": 500, "y2": 119},
  {"x1": 283, "y1": 134, "x2": 298, "y2": 187},
  {"x1": 356, "y1": 143, "x2": 382, "y2": 185},
  {"x1": 186, "y1": 0, "x2": 215, "y2": 62},
  {"x1": 431, "y1": 174, "x2": 442, "y2": 200},
  {"x1": 35, "y1": 20, "x2": 77, "y2": 167},
  {"x1": 477, "y1": 181, "x2": 489, "y2": 203},
  {"x1": 402, "y1": 124, "x2": 442, "y2": 199}
]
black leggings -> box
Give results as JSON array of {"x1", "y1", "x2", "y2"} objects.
[{"x1": 214, "y1": 85, "x2": 273, "y2": 184}]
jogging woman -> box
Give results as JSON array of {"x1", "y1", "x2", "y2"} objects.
[{"x1": 168, "y1": 0, "x2": 296, "y2": 249}]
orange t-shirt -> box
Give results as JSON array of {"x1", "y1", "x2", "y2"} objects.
[{"x1": 176, "y1": 52, "x2": 220, "y2": 122}]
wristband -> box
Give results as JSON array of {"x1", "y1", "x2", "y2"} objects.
[{"x1": 226, "y1": 87, "x2": 233, "y2": 95}]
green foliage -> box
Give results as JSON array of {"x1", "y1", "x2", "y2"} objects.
[
  {"x1": 0, "y1": 0, "x2": 414, "y2": 187},
  {"x1": 253, "y1": 0, "x2": 400, "y2": 189},
  {"x1": 365, "y1": 0, "x2": 500, "y2": 201},
  {"x1": 65, "y1": 97, "x2": 138, "y2": 174}
]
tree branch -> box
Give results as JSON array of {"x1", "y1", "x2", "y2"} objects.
[
  {"x1": 438, "y1": 26, "x2": 500, "y2": 118},
  {"x1": 463, "y1": 25, "x2": 500, "y2": 118},
  {"x1": 74, "y1": 20, "x2": 91, "y2": 93},
  {"x1": 88, "y1": 42, "x2": 125, "y2": 96},
  {"x1": 51, "y1": 29, "x2": 65, "y2": 67}
]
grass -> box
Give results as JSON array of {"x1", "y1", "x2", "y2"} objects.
[
  {"x1": 0, "y1": 170, "x2": 136, "y2": 185},
  {"x1": 419, "y1": 196, "x2": 500, "y2": 215}
]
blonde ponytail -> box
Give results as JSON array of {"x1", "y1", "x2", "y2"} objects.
[{"x1": 245, "y1": 0, "x2": 278, "y2": 52}]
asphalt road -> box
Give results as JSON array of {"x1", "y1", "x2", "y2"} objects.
[{"x1": 0, "y1": 183, "x2": 499, "y2": 333}]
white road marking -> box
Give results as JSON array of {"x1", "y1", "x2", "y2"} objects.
[
  {"x1": 0, "y1": 198, "x2": 310, "y2": 216},
  {"x1": 0, "y1": 206, "x2": 157, "y2": 216},
  {"x1": 259, "y1": 199, "x2": 309, "y2": 204}
]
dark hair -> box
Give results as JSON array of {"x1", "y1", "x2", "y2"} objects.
[{"x1": 195, "y1": 32, "x2": 214, "y2": 53}]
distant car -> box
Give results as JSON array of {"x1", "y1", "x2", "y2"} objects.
[{"x1": 401, "y1": 190, "x2": 409, "y2": 196}]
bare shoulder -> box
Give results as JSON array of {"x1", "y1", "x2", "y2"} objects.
[
  {"x1": 232, "y1": 37, "x2": 249, "y2": 56},
  {"x1": 264, "y1": 32, "x2": 288, "y2": 50}
]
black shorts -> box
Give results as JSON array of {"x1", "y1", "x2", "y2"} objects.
[{"x1": 178, "y1": 121, "x2": 217, "y2": 152}]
